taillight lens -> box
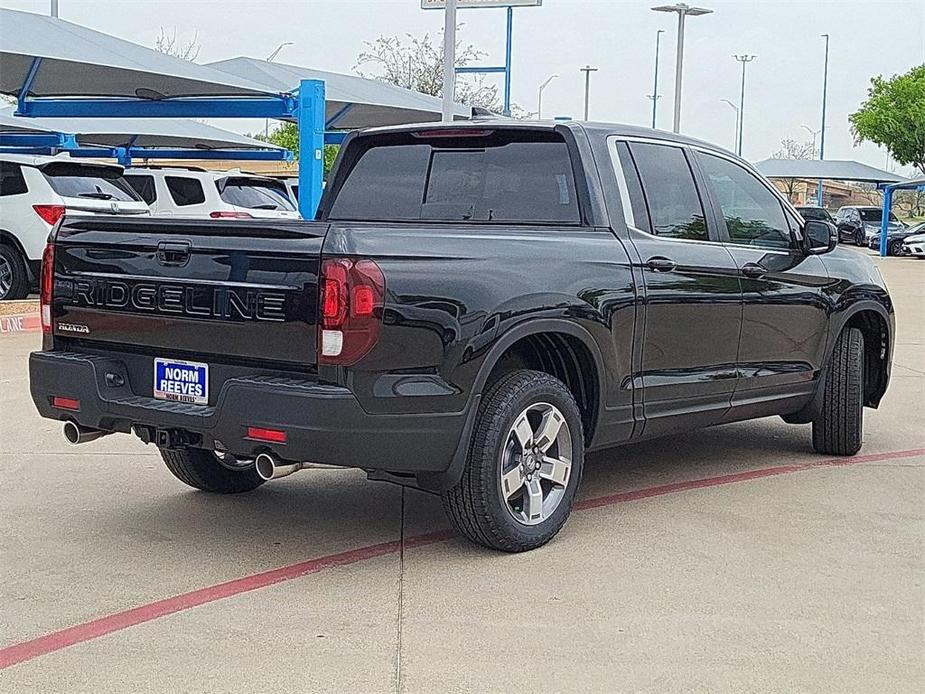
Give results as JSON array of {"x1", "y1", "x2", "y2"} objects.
[
  {"x1": 318, "y1": 257, "x2": 385, "y2": 365},
  {"x1": 209, "y1": 211, "x2": 253, "y2": 219},
  {"x1": 33, "y1": 205, "x2": 66, "y2": 226},
  {"x1": 40, "y1": 241, "x2": 55, "y2": 333}
]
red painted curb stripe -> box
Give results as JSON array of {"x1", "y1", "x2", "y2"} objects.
[
  {"x1": 2, "y1": 447, "x2": 922, "y2": 670},
  {"x1": 0, "y1": 313, "x2": 40, "y2": 336}
]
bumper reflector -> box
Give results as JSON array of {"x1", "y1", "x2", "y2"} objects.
[
  {"x1": 52, "y1": 396, "x2": 80, "y2": 411},
  {"x1": 246, "y1": 426, "x2": 287, "y2": 443}
]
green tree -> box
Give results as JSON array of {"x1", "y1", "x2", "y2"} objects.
[
  {"x1": 849, "y1": 64, "x2": 925, "y2": 175},
  {"x1": 253, "y1": 122, "x2": 340, "y2": 175}
]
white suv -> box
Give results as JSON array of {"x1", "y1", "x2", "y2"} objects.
[
  {"x1": 0, "y1": 154, "x2": 149, "y2": 300},
  {"x1": 122, "y1": 167, "x2": 300, "y2": 220}
]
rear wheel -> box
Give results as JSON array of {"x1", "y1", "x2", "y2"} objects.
[
  {"x1": 854, "y1": 229, "x2": 865, "y2": 246},
  {"x1": 160, "y1": 448, "x2": 265, "y2": 493},
  {"x1": 812, "y1": 328, "x2": 864, "y2": 456},
  {"x1": 0, "y1": 245, "x2": 29, "y2": 300},
  {"x1": 888, "y1": 239, "x2": 903, "y2": 256},
  {"x1": 442, "y1": 370, "x2": 584, "y2": 552}
]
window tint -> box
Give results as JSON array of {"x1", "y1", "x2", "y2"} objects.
[
  {"x1": 698, "y1": 153, "x2": 792, "y2": 249},
  {"x1": 217, "y1": 178, "x2": 295, "y2": 211},
  {"x1": 859, "y1": 208, "x2": 898, "y2": 223},
  {"x1": 41, "y1": 163, "x2": 139, "y2": 202},
  {"x1": 629, "y1": 143, "x2": 708, "y2": 241},
  {"x1": 329, "y1": 132, "x2": 580, "y2": 224},
  {"x1": 123, "y1": 174, "x2": 156, "y2": 205},
  {"x1": 0, "y1": 162, "x2": 28, "y2": 196},
  {"x1": 165, "y1": 176, "x2": 205, "y2": 207}
]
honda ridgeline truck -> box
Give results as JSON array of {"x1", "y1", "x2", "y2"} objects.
[{"x1": 30, "y1": 121, "x2": 893, "y2": 551}]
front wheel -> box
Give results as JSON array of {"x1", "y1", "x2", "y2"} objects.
[
  {"x1": 888, "y1": 239, "x2": 903, "y2": 256},
  {"x1": 160, "y1": 448, "x2": 265, "y2": 493},
  {"x1": 855, "y1": 230, "x2": 865, "y2": 246},
  {"x1": 442, "y1": 370, "x2": 584, "y2": 552},
  {"x1": 812, "y1": 328, "x2": 864, "y2": 456}
]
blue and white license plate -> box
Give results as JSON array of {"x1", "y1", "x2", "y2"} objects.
[{"x1": 153, "y1": 358, "x2": 208, "y2": 405}]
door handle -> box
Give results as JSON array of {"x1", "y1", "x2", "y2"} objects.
[
  {"x1": 156, "y1": 241, "x2": 191, "y2": 267},
  {"x1": 645, "y1": 257, "x2": 677, "y2": 272},
  {"x1": 741, "y1": 262, "x2": 767, "y2": 278}
]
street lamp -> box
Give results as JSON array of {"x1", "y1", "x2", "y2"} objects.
[
  {"x1": 537, "y1": 74, "x2": 558, "y2": 119},
  {"x1": 817, "y1": 33, "x2": 830, "y2": 206},
  {"x1": 580, "y1": 65, "x2": 598, "y2": 121},
  {"x1": 651, "y1": 3, "x2": 713, "y2": 133},
  {"x1": 646, "y1": 29, "x2": 665, "y2": 129},
  {"x1": 733, "y1": 54, "x2": 756, "y2": 156},
  {"x1": 721, "y1": 99, "x2": 739, "y2": 152},
  {"x1": 264, "y1": 42, "x2": 294, "y2": 138},
  {"x1": 801, "y1": 124, "x2": 821, "y2": 157}
]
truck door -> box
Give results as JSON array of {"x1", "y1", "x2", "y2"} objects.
[{"x1": 612, "y1": 140, "x2": 742, "y2": 437}]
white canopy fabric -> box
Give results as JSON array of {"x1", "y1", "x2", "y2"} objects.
[
  {"x1": 754, "y1": 158, "x2": 907, "y2": 184},
  {"x1": 0, "y1": 8, "x2": 277, "y2": 100},
  {"x1": 207, "y1": 57, "x2": 471, "y2": 128},
  {"x1": 0, "y1": 106, "x2": 283, "y2": 150}
]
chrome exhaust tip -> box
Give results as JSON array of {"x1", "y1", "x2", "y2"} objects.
[
  {"x1": 63, "y1": 421, "x2": 109, "y2": 445},
  {"x1": 254, "y1": 452, "x2": 303, "y2": 481}
]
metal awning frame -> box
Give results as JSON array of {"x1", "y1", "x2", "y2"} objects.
[{"x1": 879, "y1": 176, "x2": 925, "y2": 257}]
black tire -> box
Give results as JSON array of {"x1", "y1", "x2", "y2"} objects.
[
  {"x1": 888, "y1": 239, "x2": 903, "y2": 256},
  {"x1": 160, "y1": 448, "x2": 265, "y2": 493},
  {"x1": 812, "y1": 328, "x2": 864, "y2": 456},
  {"x1": 854, "y1": 230, "x2": 865, "y2": 246},
  {"x1": 441, "y1": 369, "x2": 584, "y2": 552},
  {"x1": 0, "y1": 244, "x2": 30, "y2": 301}
]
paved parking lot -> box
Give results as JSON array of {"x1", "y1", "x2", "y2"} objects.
[{"x1": 1, "y1": 251, "x2": 922, "y2": 693}]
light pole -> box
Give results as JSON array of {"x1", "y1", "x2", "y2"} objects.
[
  {"x1": 801, "y1": 124, "x2": 821, "y2": 157},
  {"x1": 537, "y1": 74, "x2": 558, "y2": 119},
  {"x1": 721, "y1": 99, "x2": 740, "y2": 152},
  {"x1": 264, "y1": 42, "x2": 294, "y2": 138},
  {"x1": 50, "y1": 0, "x2": 58, "y2": 17},
  {"x1": 442, "y1": 0, "x2": 458, "y2": 123},
  {"x1": 733, "y1": 54, "x2": 755, "y2": 157},
  {"x1": 647, "y1": 29, "x2": 665, "y2": 129},
  {"x1": 580, "y1": 65, "x2": 598, "y2": 121},
  {"x1": 818, "y1": 33, "x2": 830, "y2": 207},
  {"x1": 651, "y1": 3, "x2": 713, "y2": 133}
]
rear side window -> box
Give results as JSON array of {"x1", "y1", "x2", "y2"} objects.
[
  {"x1": 218, "y1": 178, "x2": 295, "y2": 211},
  {"x1": 41, "y1": 163, "x2": 139, "y2": 202},
  {"x1": 697, "y1": 153, "x2": 793, "y2": 249},
  {"x1": 166, "y1": 176, "x2": 205, "y2": 207},
  {"x1": 629, "y1": 143, "x2": 708, "y2": 241},
  {"x1": 123, "y1": 174, "x2": 157, "y2": 205},
  {"x1": 0, "y1": 162, "x2": 28, "y2": 196},
  {"x1": 329, "y1": 131, "x2": 581, "y2": 224}
]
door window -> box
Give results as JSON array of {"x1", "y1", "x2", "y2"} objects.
[
  {"x1": 0, "y1": 162, "x2": 28, "y2": 196},
  {"x1": 123, "y1": 174, "x2": 157, "y2": 205},
  {"x1": 165, "y1": 176, "x2": 205, "y2": 206},
  {"x1": 629, "y1": 143, "x2": 708, "y2": 241},
  {"x1": 698, "y1": 153, "x2": 793, "y2": 249}
]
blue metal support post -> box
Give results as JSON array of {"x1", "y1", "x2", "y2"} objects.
[
  {"x1": 879, "y1": 186, "x2": 892, "y2": 258},
  {"x1": 503, "y1": 6, "x2": 513, "y2": 116},
  {"x1": 297, "y1": 79, "x2": 326, "y2": 219}
]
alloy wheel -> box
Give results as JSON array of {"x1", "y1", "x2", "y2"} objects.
[{"x1": 0, "y1": 255, "x2": 12, "y2": 299}]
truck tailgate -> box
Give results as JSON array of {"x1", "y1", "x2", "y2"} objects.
[{"x1": 50, "y1": 217, "x2": 327, "y2": 367}]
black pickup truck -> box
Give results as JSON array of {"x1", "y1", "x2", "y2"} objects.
[{"x1": 30, "y1": 121, "x2": 893, "y2": 552}]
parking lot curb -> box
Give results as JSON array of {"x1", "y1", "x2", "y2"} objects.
[{"x1": 0, "y1": 313, "x2": 40, "y2": 336}]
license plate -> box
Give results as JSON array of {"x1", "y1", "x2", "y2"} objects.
[{"x1": 153, "y1": 358, "x2": 208, "y2": 405}]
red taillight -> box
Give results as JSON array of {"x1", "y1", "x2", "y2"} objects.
[
  {"x1": 209, "y1": 211, "x2": 253, "y2": 219},
  {"x1": 40, "y1": 241, "x2": 54, "y2": 334},
  {"x1": 33, "y1": 204, "x2": 66, "y2": 226},
  {"x1": 246, "y1": 426, "x2": 287, "y2": 443},
  {"x1": 318, "y1": 257, "x2": 385, "y2": 365},
  {"x1": 52, "y1": 396, "x2": 80, "y2": 411}
]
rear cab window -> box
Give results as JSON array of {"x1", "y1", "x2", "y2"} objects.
[
  {"x1": 41, "y1": 162, "x2": 140, "y2": 202},
  {"x1": 217, "y1": 177, "x2": 296, "y2": 211},
  {"x1": 327, "y1": 129, "x2": 582, "y2": 224}
]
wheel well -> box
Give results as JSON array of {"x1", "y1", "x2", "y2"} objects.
[
  {"x1": 0, "y1": 230, "x2": 27, "y2": 257},
  {"x1": 487, "y1": 332, "x2": 599, "y2": 441},
  {"x1": 845, "y1": 310, "x2": 889, "y2": 407}
]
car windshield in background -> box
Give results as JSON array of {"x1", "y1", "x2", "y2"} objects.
[
  {"x1": 859, "y1": 209, "x2": 899, "y2": 223},
  {"x1": 218, "y1": 178, "x2": 295, "y2": 210},
  {"x1": 328, "y1": 131, "x2": 581, "y2": 224},
  {"x1": 797, "y1": 208, "x2": 831, "y2": 221},
  {"x1": 41, "y1": 163, "x2": 140, "y2": 202}
]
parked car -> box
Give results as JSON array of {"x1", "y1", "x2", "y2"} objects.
[
  {"x1": 866, "y1": 219, "x2": 925, "y2": 255},
  {"x1": 834, "y1": 205, "x2": 905, "y2": 246},
  {"x1": 272, "y1": 176, "x2": 299, "y2": 204},
  {"x1": 900, "y1": 223, "x2": 925, "y2": 258},
  {"x1": 122, "y1": 166, "x2": 300, "y2": 220},
  {"x1": 795, "y1": 206, "x2": 834, "y2": 224},
  {"x1": 0, "y1": 153, "x2": 149, "y2": 300},
  {"x1": 30, "y1": 121, "x2": 894, "y2": 552}
]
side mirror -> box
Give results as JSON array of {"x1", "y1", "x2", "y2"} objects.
[{"x1": 803, "y1": 220, "x2": 837, "y2": 255}]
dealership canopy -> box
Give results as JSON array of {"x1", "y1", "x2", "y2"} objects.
[
  {"x1": 0, "y1": 106, "x2": 283, "y2": 150},
  {"x1": 753, "y1": 158, "x2": 907, "y2": 184},
  {"x1": 206, "y1": 57, "x2": 470, "y2": 128}
]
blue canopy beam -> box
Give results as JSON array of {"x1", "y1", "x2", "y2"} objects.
[{"x1": 16, "y1": 95, "x2": 299, "y2": 120}]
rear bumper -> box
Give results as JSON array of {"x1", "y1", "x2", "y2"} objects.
[{"x1": 30, "y1": 350, "x2": 469, "y2": 478}]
